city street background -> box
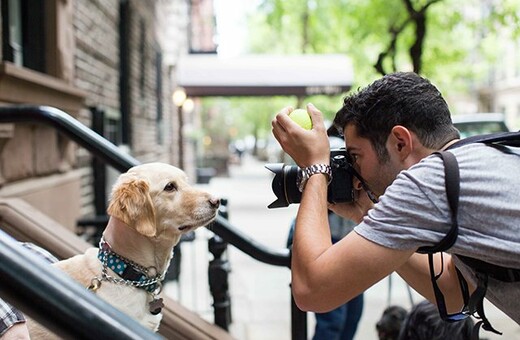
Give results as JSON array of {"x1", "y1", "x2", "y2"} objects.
[{"x1": 165, "y1": 153, "x2": 518, "y2": 340}]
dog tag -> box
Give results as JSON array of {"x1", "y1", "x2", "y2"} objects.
[
  {"x1": 149, "y1": 298, "x2": 164, "y2": 315},
  {"x1": 88, "y1": 278, "x2": 102, "y2": 291}
]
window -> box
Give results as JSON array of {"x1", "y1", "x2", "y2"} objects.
[
  {"x1": 0, "y1": 0, "x2": 82, "y2": 111},
  {"x1": 2, "y1": 0, "x2": 46, "y2": 73},
  {"x1": 1, "y1": 0, "x2": 74, "y2": 82}
]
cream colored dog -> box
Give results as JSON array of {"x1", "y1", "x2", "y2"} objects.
[{"x1": 27, "y1": 162, "x2": 220, "y2": 337}]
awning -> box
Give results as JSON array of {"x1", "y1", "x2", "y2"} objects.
[{"x1": 176, "y1": 54, "x2": 353, "y2": 97}]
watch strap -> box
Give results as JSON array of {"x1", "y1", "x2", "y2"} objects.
[{"x1": 297, "y1": 164, "x2": 332, "y2": 192}]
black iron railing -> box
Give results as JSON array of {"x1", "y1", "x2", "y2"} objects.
[
  {"x1": 0, "y1": 105, "x2": 306, "y2": 339},
  {"x1": 0, "y1": 229, "x2": 161, "y2": 339}
]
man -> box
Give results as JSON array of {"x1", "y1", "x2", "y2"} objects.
[{"x1": 271, "y1": 72, "x2": 520, "y2": 331}]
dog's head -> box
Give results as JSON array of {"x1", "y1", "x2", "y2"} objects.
[
  {"x1": 376, "y1": 305, "x2": 408, "y2": 340},
  {"x1": 398, "y1": 300, "x2": 475, "y2": 340},
  {"x1": 107, "y1": 162, "x2": 220, "y2": 240}
]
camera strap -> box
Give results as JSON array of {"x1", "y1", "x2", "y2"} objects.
[{"x1": 347, "y1": 166, "x2": 378, "y2": 204}]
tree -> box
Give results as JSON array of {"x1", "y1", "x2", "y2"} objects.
[
  {"x1": 374, "y1": 0, "x2": 443, "y2": 75},
  {"x1": 250, "y1": 0, "x2": 520, "y2": 90},
  {"x1": 199, "y1": 0, "x2": 520, "y2": 161}
]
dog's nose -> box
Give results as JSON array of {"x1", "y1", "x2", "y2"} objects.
[{"x1": 209, "y1": 197, "x2": 220, "y2": 209}]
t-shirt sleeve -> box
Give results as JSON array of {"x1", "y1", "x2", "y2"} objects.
[{"x1": 354, "y1": 156, "x2": 453, "y2": 251}]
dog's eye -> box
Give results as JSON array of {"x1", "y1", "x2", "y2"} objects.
[{"x1": 164, "y1": 182, "x2": 177, "y2": 192}]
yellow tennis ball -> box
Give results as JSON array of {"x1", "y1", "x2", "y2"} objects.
[{"x1": 288, "y1": 109, "x2": 313, "y2": 130}]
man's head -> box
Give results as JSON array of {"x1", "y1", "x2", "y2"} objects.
[
  {"x1": 335, "y1": 72, "x2": 459, "y2": 161},
  {"x1": 333, "y1": 72, "x2": 460, "y2": 196}
]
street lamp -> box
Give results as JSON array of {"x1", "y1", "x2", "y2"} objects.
[
  {"x1": 173, "y1": 87, "x2": 187, "y2": 169},
  {"x1": 172, "y1": 88, "x2": 187, "y2": 107}
]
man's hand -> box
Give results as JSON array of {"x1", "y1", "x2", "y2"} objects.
[
  {"x1": 328, "y1": 187, "x2": 375, "y2": 223},
  {"x1": 271, "y1": 103, "x2": 330, "y2": 168}
]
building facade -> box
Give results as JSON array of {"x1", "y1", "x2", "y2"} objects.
[
  {"x1": 478, "y1": 33, "x2": 520, "y2": 130},
  {"x1": 0, "y1": 0, "x2": 195, "y2": 231}
]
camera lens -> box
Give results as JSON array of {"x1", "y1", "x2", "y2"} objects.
[
  {"x1": 266, "y1": 148, "x2": 356, "y2": 209},
  {"x1": 265, "y1": 163, "x2": 302, "y2": 208}
]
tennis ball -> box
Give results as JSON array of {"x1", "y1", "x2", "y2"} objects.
[{"x1": 288, "y1": 109, "x2": 312, "y2": 130}]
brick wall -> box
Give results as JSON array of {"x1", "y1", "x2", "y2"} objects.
[{"x1": 0, "y1": 0, "x2": 189, "y2": 228}]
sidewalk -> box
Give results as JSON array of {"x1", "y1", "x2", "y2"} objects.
[{"x1": 165, "y1": 154, "x2": 519, "y2": 340}]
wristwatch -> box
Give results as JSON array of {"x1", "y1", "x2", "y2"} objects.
[{"x1": 297, "y1": 164, "x2": 333, "y2": 192}]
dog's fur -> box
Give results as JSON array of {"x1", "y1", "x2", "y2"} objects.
[
  {"x1": 376, "y1": 305, "x2": 408, "y2": 340},
  {"x1": 397, "y1": 300, "x2": 474, "y2": 340},
  {"x1": 27, "y1": 162, "x2": 220, "y2": 337}
]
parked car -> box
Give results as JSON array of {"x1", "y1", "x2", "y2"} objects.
[{"x1": 452, "y1": 113, "x2": 510, "y2": 138}]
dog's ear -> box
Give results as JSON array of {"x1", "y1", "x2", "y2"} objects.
[{"x1": 107, "y1": 174, "x2": 157, "y2": 237}]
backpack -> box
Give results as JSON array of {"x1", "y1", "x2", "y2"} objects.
[{"x1": 416, "y1": 131, "x2": 520, "y2": 339}]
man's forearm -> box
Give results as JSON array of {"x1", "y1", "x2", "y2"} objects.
[
  {"x1": 293, "y1": 174, "x2": 332, "y2": 263},
  {"x1": 291, "y1": 174, "x2": 332, "y2": 305},
  {"x1": 397, "y1": 252, "x2": 468, "y2": 313}
]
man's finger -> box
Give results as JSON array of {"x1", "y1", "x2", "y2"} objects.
[{"x1": 307, "y1": 103, "x2": 324, "y2": 130}]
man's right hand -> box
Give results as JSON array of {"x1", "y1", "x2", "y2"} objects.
[
  {"x1": 271, "y1": 103, "x2": 330, "y2": 168},
  {"x1": 328, "y1": 188, "x2": 374, "y2": 223}
]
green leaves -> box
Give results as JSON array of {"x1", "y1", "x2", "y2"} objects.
[{"x1": 199, "y1": 0, "x2": 520, "y2": 158}]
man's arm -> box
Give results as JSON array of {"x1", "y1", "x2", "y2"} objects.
[
  {"x1": 291, "y1": 175, "x2": 468, "y2": 313},
  {"x1": 290, "y1": 172, "x2": 414, "y2": 312},
  {"x1": 397, "y1": 252, "x2": 470, "y2": 313},
  {"x1": 272, "y1": 104, "x2": 468, "y2": 314}
]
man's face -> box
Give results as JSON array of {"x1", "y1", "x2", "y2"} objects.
[{"x1": 343, "y1": 124, "x2": 402, "y2": 198}]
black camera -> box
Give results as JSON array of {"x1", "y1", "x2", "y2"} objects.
[{"x1": 265, "y1": 148, "x2": 355, "y2": 209}]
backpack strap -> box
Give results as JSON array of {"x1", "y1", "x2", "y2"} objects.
[
  {"x1": 413, "y1": 132, "x2": 520, "y2": 338},
  {"x1": 417, "y1": 151, "x2": 460, "y2": 254},
  {"x1": 447, "y1": 131, "x2": 520, "y2": 149},
  {"x1": 457, "y1": 254, "x2": 519, "y2": 337},
  {"x1": 417, "y1": 150, "x2": 504, "y2": 339}
]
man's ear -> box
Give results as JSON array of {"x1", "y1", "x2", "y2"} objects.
[
  {"x1": 388, "y1": 125, "x2": 413, "y2": 161},
  {"x1": 107, "y1": 174, "x2": 156, "y2": 237}
]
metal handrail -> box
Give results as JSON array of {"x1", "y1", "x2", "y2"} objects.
[
  {"x1": 0, "y1": 230, "x2": 161, "y2": 339},
  {"x1": 0, "y1": 105, "x2": 138, "y2": 172},
  {"x1": 0, "y1": 105, "x2": 290, "y2": 267},
  {"x1": 0, "y1": 105, "x2": 298, "y2": 336}
]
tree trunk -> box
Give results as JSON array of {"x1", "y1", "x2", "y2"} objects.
[{"x1": 410, "y1": 11, "x2": 426, "y2": 73}]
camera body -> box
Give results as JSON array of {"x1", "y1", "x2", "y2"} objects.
[{"x1": 266, "y1": 148, "x2": 355, "y2": 209}]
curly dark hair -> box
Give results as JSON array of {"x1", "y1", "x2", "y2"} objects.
[{"x1": 333, "y1": 72, "x2": 460, "y2": 162}]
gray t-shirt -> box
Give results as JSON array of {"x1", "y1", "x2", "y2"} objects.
[{"x1": 355, "y1": 143, "x2": 520, "y2": 324}]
